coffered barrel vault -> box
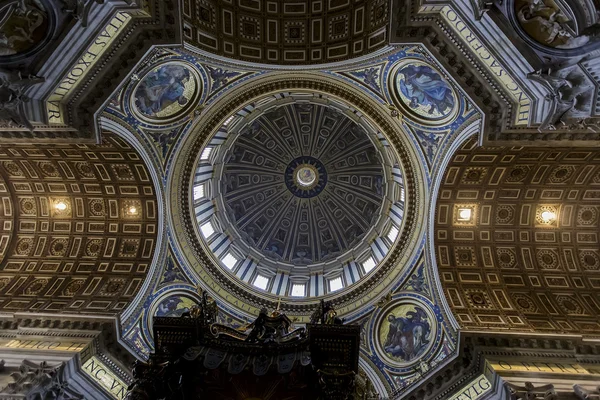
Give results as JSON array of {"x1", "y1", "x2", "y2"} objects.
[
  {"x1": 435, "y1": 138, "x2": 600, "y2": 336},
  {"x1": 182, "y1": 0, "x2": 390, "y2": 64},
  {"x1": 0, "y1": 133, "x2": 158, "y2": 314}
]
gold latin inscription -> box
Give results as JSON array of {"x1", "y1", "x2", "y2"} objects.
[
  {"x1": 46, "y1": 12, "x2": 132, "y2": 124},
  {"x1": 448, "y1": 374, "x2": 492, "y2": 400},
  {"x1": 489, "y1": 359, "x2": 599, "y2": 375},
  {"x1": 419, "y1": 5, "x2": 531, "y2": 125},
  {"x1": 82, "y1": 356, "x2": 128, "y2": 399},
  {"x1": 2, "y1": 339, "x2": 87, "y2": 352}
]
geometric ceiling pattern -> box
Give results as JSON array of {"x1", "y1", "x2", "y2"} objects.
[
  {"x1": 182, "y1": 0, "x2": 389, "y2": 64},
  {"x1": 435, "y1": 138, "x2": 600, "y2": 337},
  {"x1": 0, "y1": 133, "x2": 158, "y2": 314},
  {"x1": 188, "y1": 88, "x2": 411, "y2": 300},
  {"x1": 4, "y1": 0, "x2": 600, "y2": 397},
  {"x1": 221, "y1": 102, "x2": 385, "y2": 266}
]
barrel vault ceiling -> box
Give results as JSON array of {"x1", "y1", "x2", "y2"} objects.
[
  {"x1": 435, "y1": 138, "x2": 600, "y2": 336},
  {"x1": 0, "y1": 133, "x2": 158, "y2": 314},
  {"x1": 182, "y1": 0, "x2": 390, "y2": 64}
]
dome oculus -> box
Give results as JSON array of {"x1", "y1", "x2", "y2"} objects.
[
  {"x1": 285, "y1": 156, "x2": 327, "y2": 197},
  {"x1": 296, "y1": 166, "x2": 317, "y2": 187}
]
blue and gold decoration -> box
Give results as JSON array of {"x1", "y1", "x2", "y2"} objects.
[
  {"x1": 154, "y1": 294, "x2": 197, "y2": 317},
  {"x1": 107, "y1": 44, "x2": 479, "y2": 395},
  {"x1": 376, "y1": 299, "x2": 436, "y2": 366},
  {"x1": 131, "y1": 61, "x2": 201, "y2": 124},
  {"x1": 389, "y1": 58, "x2": 458, "y2": 125}
]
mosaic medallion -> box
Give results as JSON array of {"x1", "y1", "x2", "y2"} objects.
[
  {"x1": 132, "y1": 62, "x2": 201, "y2": 123},
  {"x1": 376, "y1": 299, "x2": 436, "y2": 366},
  {"x1": 390, "y1": 59, "x2": 457, "y2": 125}
]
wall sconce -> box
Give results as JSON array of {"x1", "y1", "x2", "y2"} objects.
[
  {"x1": 457, "y1": 208, "x2": 472, "y2": 222},
  {"x1": 124, "y1": 201, "x2": 141, "y2": 217}
]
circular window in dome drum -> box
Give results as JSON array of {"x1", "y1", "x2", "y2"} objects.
[
  {"x1": 189, "y1": 92, "x2": 409, "y2": 299},
  {"x1": 389, "y1": 59, "x2": 458, "y2": 125},
  {"x1": 131, "y1": 61, "x2": 201, "y2": 123}
]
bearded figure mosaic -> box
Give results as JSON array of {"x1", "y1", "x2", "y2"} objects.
[
  {"x1": 379, "y1": 303, "x2": 433, "y2": 364},
  {"x1": 394, "y1": 60, "x2": 455, "y2": 122},
  {"x1": 133, "y1": 63, "x2": 198, "y2": 120}
]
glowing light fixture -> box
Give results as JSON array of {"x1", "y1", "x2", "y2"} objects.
[
  {"x1": 457, "y1": 208, "x2": 472, "y2": 221},
  {"x1": 128, "y1": 206, "x2": 138, "y2": 215},
  {"x1": 54, "y1": 201, "x2": 67, "y2": 211},
  {"x1": 541, "y1": 210, "x2": 556, "y2": 222}
]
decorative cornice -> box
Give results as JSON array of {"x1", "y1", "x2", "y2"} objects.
[{"x1": 401, "y1": 333, "x2": 600, "y2": 400}]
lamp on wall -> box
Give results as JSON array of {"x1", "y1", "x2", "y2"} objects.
[
  {"x1": 127, "y1": 205, "x2": 138, "y2": 215},
  {"x1": 537, "y1": 206, "x2": 558, "y2": 225}
]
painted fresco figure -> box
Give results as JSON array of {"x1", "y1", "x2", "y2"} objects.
[
  {"x1": 398, "y1": 64, "x2": 454, "y2": 117},
  {"x1": 0, "y1": 0, "x2": 48, "y2": 56},
  {"x1": 384, "y1": 306, "x2": 431, "y2": 361},
  {"x1": 135, "y1": 64, "x2": 191, "y2": 117}
]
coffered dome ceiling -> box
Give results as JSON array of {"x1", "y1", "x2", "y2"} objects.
[
  {"x1": 220, "y1": 102, "x2": 386, "y2": 268},
  {"x1": 190, "y1": 93, "x2": 407, "y2": 298}
]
